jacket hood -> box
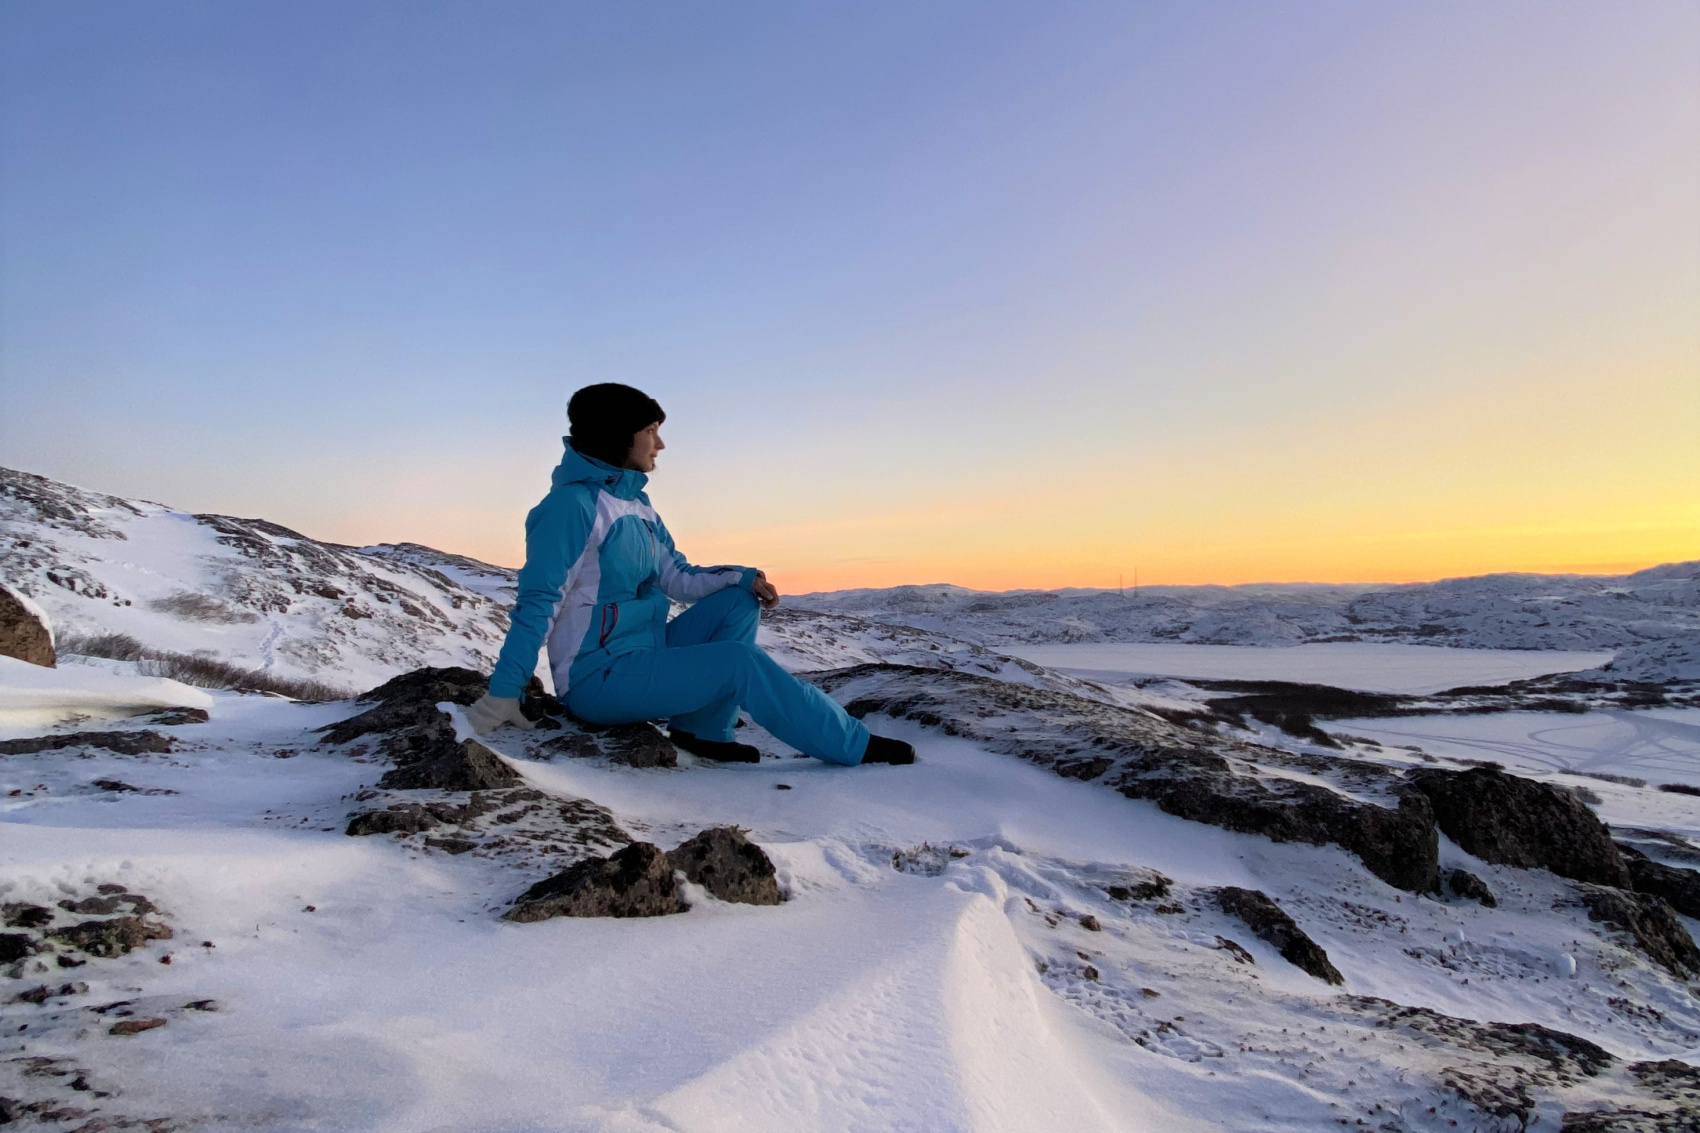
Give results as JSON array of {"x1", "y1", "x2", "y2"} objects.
[{"x1": 553, "y1": 438, "x2": 649, "y2": 500}]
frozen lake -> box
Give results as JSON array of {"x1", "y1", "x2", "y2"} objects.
[
  {"x1": 1004, "y1": 641, "x2": 1613, "y2": 695},
  {"x1": 1327, "y1": 708, "x2": 1700, "y2": 790}
]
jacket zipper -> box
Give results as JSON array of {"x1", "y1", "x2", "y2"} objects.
[{"x1": 598, "y1": 602, "x2": 619, "y2": 647}]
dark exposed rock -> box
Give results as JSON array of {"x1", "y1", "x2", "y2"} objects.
[
  {"x1": 810, "y1": 664, "x2": 1439, "y2": 892},
  {"x1": 354, "y1": 665, "x2": 489, "y2": 708},
  {"x1": 0, "y1": 933, "x2": 38, "y2": 963},
  {"x1": 1215, "y1": 887, "x2": 1344, "y2": 984},
  {"x1": 533, "y1": 721, "x2": 678, "y2": 768},
  {"x1": 1445, "y1": 868, "x2": 1498, "y2": 907},
  {"x1": 346, "y1": 805, "x2": 441, "y2": 836},
  {"x1": 59, "y1": 896, "x2": 125, "y2": 916},
  {"x1": 1577, "y1": 885, "x2": 1700, "y2": 978},
  {"x1": 376, "y1": 716, "x2": 521, "y2": 791},
  {"x1": 1616, "y1": 843, "x2": 1700, "y2": 920},
  {"x1": 108, "y1": 1017, "x2": 166, "y2": 1036},
  {"x1": 0, "y1": 730, "x2": 174, "y2": 757},
  {"x1": 0, "y1": 582, "x2": 54, "y2": 667},
  {"x1": 141, "y1": 707, "x2": 210, "y2": 726},
  {"x1": 48, "y1": 916, "x2": 174, "y2": 958},
  {"x1": 2, "y1": 903, "x2": 52, "y2": 929},
  {"x1": 1407, "y1": 766, "x2": 1629, "y2": 887},
  {"x1": 504, "y1": 842, "x2": 684, "y2": 921},
  {"x1": 667, "y1": 828, "x2": 783, "y2": 905}
]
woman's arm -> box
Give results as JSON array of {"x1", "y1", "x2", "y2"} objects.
[
  {"x1": 652, "y1": 517, "x2": 757, "y2": 605},
  {"x1": 488, "y1": 493, "x2": 594, "y2": 699}
]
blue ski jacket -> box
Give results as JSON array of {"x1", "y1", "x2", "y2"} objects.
[{"x1": 487, "y1": 442, "x2": 756, "y2": 699}]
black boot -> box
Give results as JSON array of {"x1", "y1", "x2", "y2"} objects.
[
  {"x1": 669, "y1": 729, "x2": 761, "y2": 764},
  {"x1": 861, "y1": 735, "x2": 915, "y2": 765}
]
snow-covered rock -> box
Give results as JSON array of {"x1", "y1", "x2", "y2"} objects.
[{"x1": 0, "y1": 580, "x2": 54, "y2": 668}]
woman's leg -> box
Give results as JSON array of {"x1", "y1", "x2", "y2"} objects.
[
  {"x1": 567, "y1": 640, "x2": 869, "y2": 765},
  {"x1": 663, "y1": 587, "x2": 760, "y2": 739},
  {"x1": 664, "y1": 585, "x2": 760, "y2": 650}
]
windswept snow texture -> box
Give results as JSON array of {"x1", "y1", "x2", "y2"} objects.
[
  {"x1": 1, "y1": 467, "x2": 511, "y2": 688},
  {"x1": 4, "y1": 665, "x2": 1700, "y2": 1130},
  {"x1": 793, "y1": 565, "x2": 1700, "y2": 662}
]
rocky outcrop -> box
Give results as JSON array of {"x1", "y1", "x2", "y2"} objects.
[
  {"x1": 1616, "y1": 843, "x2": 1700, "y2": 920},
  {"x1": 322, "y1": 666, "x2": 677, "y2": 777},
  {"x1": 48, "y1": 915, "x2": 173, "y2": 958},
  {"x1": 376, "y1": 716, "x2": 520, "y2": 791},
  {"x1": 1406, "y1": 767, "x2": 1630, "y2": 887},
  {"x1": 532, "y1": 721, "x2": 678, "y2": 768},
  {"x1": 505, "y1": 829, "x2": 785, "y2": 921},
  {"x1": 0, "y1": 581, "x2": 53, "y2": 667},
  {"x1": 1577, "y1": 886, "x2": 1700, "y2": 978},
  {"x1": 809, "y1": 664, "x2": 1439, "y2": 892},
  {"x1": 669, "y1": 828, "x2": 783, "y2": 905},
  {"x1": 0, "y1": 730, "x2": 174, "y2": 757},
  {"x1": 1215, "y1": 887, "x2": 1343, "y2": 984},
  {"x1": 1444, "y1": 868, "x2": 1497, "y2": 907},
  {"x1": 504, "y1": 842, "x2": 684, "y2": 921},
  {"x1": 317, "y1": 666, "x2": 487, "y2": 745},
  {"x1": 316, "y1": 666, "x2": 521, "y2": 790}
]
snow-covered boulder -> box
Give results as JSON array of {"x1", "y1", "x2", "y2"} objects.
[{"x1": 0, "y1": 580, "x2": 53, "y2": 667}]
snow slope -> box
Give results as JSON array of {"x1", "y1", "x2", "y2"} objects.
[
  {"x1": 1, "y1": 467, "x2": 511, "y2": 690},
  {"x1": 3, "y1": 667, "x2": 1698, "y2": 1130}
]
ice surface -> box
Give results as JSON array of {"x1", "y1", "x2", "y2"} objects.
[
  {"x1": 1328, "y1": 708, "x2": 1700, "y2": 789},
  {"x1": 1004, "y1": 642, "x2": 1613, "y2": 694}
]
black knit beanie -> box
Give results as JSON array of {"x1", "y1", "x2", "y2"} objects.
[{"x1": 567, "y1": 383, "x2": 666, "y2": 467}]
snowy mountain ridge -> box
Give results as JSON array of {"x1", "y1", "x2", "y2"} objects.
[
  {"x1": 793, "y1": 565, "x2": 1700, "y2": 655},
  {"x1": 0, "y1": 467, "x2": 511, "y2": 691}
]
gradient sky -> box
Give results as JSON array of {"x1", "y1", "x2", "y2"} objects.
[{"x1": 2, "y1": 2, "x2": 1696, "y2": 592}]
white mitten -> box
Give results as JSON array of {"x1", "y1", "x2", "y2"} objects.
[{"x1": 465, "y1": 693, "x2": 536, "y2": 735}]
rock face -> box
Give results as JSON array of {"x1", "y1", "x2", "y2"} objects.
[
  {"x1": 1444, "y1": 868, "x2": 1498, "y2": 908},
  {"x1": 810, "y1": 664, "x2": 1439, "y2": 893},
  {"x1": 1406, "y1": 767, "x2": 1630, "y2": 887},
  {"x1": 533, "y1": 721, "x2": 678, "y2": 768},
  {"x1": 1215, "y1": 887, "x2": 1344, "y2": 984},
  {"x1": 317, "y1": 666, "x2": 521, "y2": 791},
  {"x1": 0, "y1": 731, "x2": 174, "y2": 757},
  {"x1": 0, "y1": 582, "x2": 54, "y2": 667},
  {"x1": 505, "y1": 829, "x2": 786, "y2": 921},
  {"x1": 1577, "y1": 885, "x2": 1700, "y2": 978},
  {"x1": 1616, "y1": 844, "x2": 1700, "y2": 920},
  {"x1": 48, "y1": 915, "x2": 173, "y2": 958},
  {"x1": 669, "y1": 828, "x2": 783, "y2": 905},
  {"x1": 377, "y1": 716, "x2": 520, "y2": 791},
  {"x1": 504, "y1": 842, "x2": 684, "y2": 921}
]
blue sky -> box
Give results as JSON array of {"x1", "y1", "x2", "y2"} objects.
[{"x1": 3, "y1": 2, "x2": 1696, "y2": 588}]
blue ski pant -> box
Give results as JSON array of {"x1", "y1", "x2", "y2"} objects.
[{"x1": 565, "y1": 586, "x2": 870, "y2": 765}]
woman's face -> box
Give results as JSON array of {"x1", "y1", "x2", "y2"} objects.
[{"x1": 624, "y1": 421, "x2": 665, "y2": 472}]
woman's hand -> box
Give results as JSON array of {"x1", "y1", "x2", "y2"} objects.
[{"x1": 752, "y1": 570, "x2": 780, "y2": 610}]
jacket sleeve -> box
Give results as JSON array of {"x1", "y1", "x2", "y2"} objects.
[
  {"x1": 653, "y1": 517, "x2": 755, "y2": 604},
  {"x1": 488, "y1": 492, "x2": 594, "y2": 699}
]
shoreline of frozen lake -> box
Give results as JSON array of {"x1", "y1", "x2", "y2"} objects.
[{"x1": 1004, "y1": 642, "x2": 1613, "y2": 695}]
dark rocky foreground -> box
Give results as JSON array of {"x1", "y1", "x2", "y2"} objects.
[
  {"x1": 505, "y1": 826, "x2": 783, "y2": 921},
  {"x1": 317, "y1": 666, "x2": 678, "y2": 785},
  {"x1": 808, "y1": 663, "x2": 1700, "y2": 973}
]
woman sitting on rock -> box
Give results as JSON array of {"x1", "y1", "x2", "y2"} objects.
[{"x1": 467, "y1": 383, "x2": 915, "y2": 766}]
